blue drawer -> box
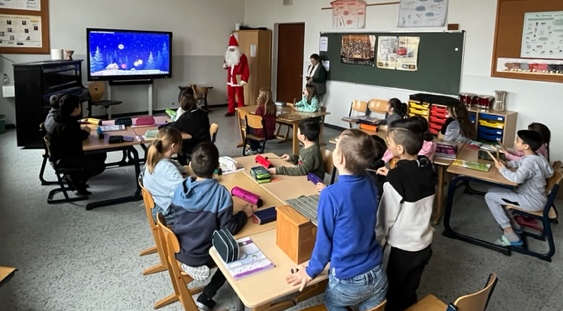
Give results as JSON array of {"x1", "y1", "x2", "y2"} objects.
[
  {"x1": 469, "y1": 112, "x2": 477, "y2": 124},
  {"x1": 478, "y1": 131, "x2": 503, "y2": 142},
  {"x1": 479, "y1": 113, "x2": 505, "y2": 122},
  {"x1": 478, "y1": 126, "x2": 503, "y2": 136}
]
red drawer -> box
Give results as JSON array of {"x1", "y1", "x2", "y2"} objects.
[
  {"x1": 430, "y1": 115, "x2": 447, "y2": 124},
  {"x1": 430, "y1": 123, "x2": 442, "y2": 131},
  {"x1": 431, "y1": 105, "x2": 447, "y2": 113},
  {"x1": 431, "y1": 109, "x2": 448, "y2": 118}
]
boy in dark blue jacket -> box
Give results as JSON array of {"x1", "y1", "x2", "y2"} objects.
[
  {"x1": 286, "y1": 129, "x2": 388, "y2": 311},
  {"x1": 171, "y1": 142, "x2": 254, "y2": 311}
]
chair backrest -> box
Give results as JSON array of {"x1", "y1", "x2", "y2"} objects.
[
  {"x1": 246, "y1": 114, "x2": 265, "y2": 132},
  {"x1": 209, "y1": 123, "x2": 219, "y2": 143},
  {"x1": 43, "y1": 136, "x2": 53, "y2": 160},
  {"x1": 193, "y1": 86, "x2": 209, "y2": 99},
  {"x1": 139, "y1": 182, "x2": 169, "y2": 270},
  {"x1": 88, "y1": 81, "x2": 105, "y2": 102},
  {"x1": 453, "y1": 273, "x2": 498, "y2": 311},
  {"x1": 546, "y1": 169, "x2": 563, "y2": 202},
  {"x1": 156, "y1": 213, "x2": 199, "y2": 311},
  {"x1": 368, "y1": 99, "x2": 388, "y2": 114},
  {"x1": 349, "y1": 100, "x2": 368, "y2": 116},
  {"x1": 321, "y1": 148, "x2": 336, "y2": 185}
]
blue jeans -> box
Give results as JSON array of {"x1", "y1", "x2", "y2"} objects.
[
  {"x1": 151, "y1": 204, "x2": 175, "y2": 226},
  {"x1": 324, "y1": 264, "x2": 388, "y2": 311}
]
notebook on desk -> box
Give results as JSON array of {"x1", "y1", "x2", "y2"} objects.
[
  {"x1": 225, "y1": 237, "x2": 275, "y2": 280},
  {"x1": 286, "y1": 194, "x2": 320, "y2": 226}
]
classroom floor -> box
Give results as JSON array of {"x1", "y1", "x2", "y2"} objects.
[{"x1": 1, "y1": 110, "x2": 563, "y2": 311}]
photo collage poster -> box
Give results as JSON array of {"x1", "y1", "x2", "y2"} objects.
[
  {"x1": 340, "y1": 34, "x2": 376, "y2": 66},
  {"x1": 0, "y1": 14, "x2": 41, "y2": 48}
]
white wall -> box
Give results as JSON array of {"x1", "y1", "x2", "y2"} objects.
[
  {"x1": 0, "y1": 0, "x2": 245, "y2": 124},
  {"x1": 244, "y1": 0, "x2": 563, "y2": 161}
]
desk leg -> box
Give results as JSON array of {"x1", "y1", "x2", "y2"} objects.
[
  {"x1": 86, "y1": 146, "x2": 142, "y2": 210},
  {"x1": 292, "y1": 123, "x2": 299, "y2": 155},
  {"x1": 432, "y1": 165, "x2": 445, "y2": 225}
]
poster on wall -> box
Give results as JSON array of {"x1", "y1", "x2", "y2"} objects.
[
  {"x1": 398, "y1": 0, "x2": 448, "y2": 28},
  {"x1": 0, "y1": 14, "x2": 41, "y2": 48},
  {"x1": 376, "y1": 36, "x2": 398, "y2": 70},
  {"x1": 520, "y1": 11, "x2": 563, "y2": 59},
  {"x1": 340, "y1": 34, "x2": 376, "y2": 66},
  {"x1": 331, "y1": 0, "x2": 367, "y2": 29},
  {"x1": 396, "y1": 36, "x2": 420, "y2": 71},
  {"x1": 0, "y1": 0, "x2": 40, "y2": 11}
]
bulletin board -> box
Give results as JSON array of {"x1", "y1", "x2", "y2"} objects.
[
  {"x1": 491, "y1": 0, "x2": 563, "y2": 83},
  {"x1": 0, "y1": 0, "x2": 49, "y2": 54}
]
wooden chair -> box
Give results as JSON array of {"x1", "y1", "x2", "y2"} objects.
[
  {"x1": 192, "y1": 85, "x2": 211, "y2": 112},
  {"x1": 348, "y1": 100, "x2": 369, "y2": 129},
  {"x1": 43, "y1": 136, "x2": 88, "y2": 204},
  {"x1": 156, "y1": 213, "x2": 204, "y2": 311},
  {"x1": 321, "y1": 148, "x2": 336, "y2": 185},
  {"x1": 406, "y1": 273, "x2": 498, "y2": 311},
  {"x1": 243, "y1": 114, "x2": 270, "y2": 156},
  {"x1": 237, "y1": 109, "x2": 249, "y2": 147},
  {"x1": 318, "y1": 106, "x2": 328, "y2": 145},
  {"x1": 275, "y1": 101, "x2": 295, "y2": 142},
  {"x1": 87, "y1": 81, "x2": 122, "y2": 119},
  {"x1": 505, "y1": 168, "x2": 563, "y2": 261},
  {"x1": 209, "y1": 123, "x2": 219, "y2": 144},
  {"x1": 39, "y1": 123, "x2": 58, "y2": 186},
  {"x1": 138, "y1": 182, "x2": 167, "y2": 274},
  {"x1": 300, "y1": 299, "x2": 386, "y2": 311},
  {"x1": 368, "y1": 99, "x2": 388, "y2": 116},
  {"x1": 0, "y1": 266, "x2": 17, "y2": 288}
]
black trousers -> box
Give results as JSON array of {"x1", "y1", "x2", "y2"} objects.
[
  {"x1": 58, "y1": 153, "x2": 107, "y2": 183},
  {"x1": 385, "y1": 244, "x2": 433, "y2": 311}
]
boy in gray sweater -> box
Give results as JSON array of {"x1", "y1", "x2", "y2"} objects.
[
  {"x1": 485, "y1": 130, "x2": 554, "y2": 246},
  {"x1": 268, "y1": 119, "x2": 324, "y2": 180}
]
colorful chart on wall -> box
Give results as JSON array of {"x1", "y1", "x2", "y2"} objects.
[
  {"x1": 340, "y1": 34, "x2": 376, "y2": 65},
  {"x1": 0, "y1": 0, "x2": 40, "y2": 11},
  {"x1": 396, "y1": 36, "x2": 420, "y2": 71},
  {"x1": 520, "y1": 11, "x2": 563, "y2": 59},
  {"x1": 0, "y1": 14, "x2": 41, "y2": 47},
  {"x1": 376, "y1": 36, "x2": 398, "y2": 70},
  {"x1": 330, "y1": 0, "x2": 367, "y2": 29},
  {"x1": 398, "y1": 0, "x2": 448, "y2": 28}
]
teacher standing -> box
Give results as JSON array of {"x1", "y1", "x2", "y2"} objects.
[{"x1": 305, "y1": 54, "x2": 327, "y2": 103}]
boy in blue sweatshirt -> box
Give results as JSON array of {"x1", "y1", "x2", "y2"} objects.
[
  {"x1": 286, "y1": 129, "x2": 387, "y2": 311},
  {"x1": 171, "y1": 142, "x2": 255, "y2": 311}
]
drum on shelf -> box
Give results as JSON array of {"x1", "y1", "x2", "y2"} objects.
[
  {"x1": 459, "y1": 93, "x2": 477, "y2": 108},
  {"x1": 477, "y1": 95, "x2": 495, "y2": 109}
]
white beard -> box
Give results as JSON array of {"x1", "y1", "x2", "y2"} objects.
[{"x1": 225, "y1": 48, "x2": 241, "y2": 67}]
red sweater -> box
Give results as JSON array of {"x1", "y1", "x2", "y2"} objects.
[{"x1": 254, "y1": 104, "x2": 277, "y2": 138}]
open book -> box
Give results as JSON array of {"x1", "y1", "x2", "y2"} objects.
[{"x1": 225, "y1": 237, "x2": 275, "y2": 280}]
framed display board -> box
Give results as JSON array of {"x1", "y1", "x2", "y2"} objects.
[
  {"x1": 491, "y1": 0, "x2": 563, "y2": 83},
  {"x1": 0, "y1": 0, "x2": 49, "y2": 54}
]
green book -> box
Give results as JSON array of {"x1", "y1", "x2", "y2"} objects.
[
  {"x1": 145, "y1": 129, "x2": 159, "y2": 139},
  {"x1": 452, "y1": 160, "x2": 491, "y2": 172},
  {"x1": 250, "y1": 166, "x2": 271, "y2": 181},
  {"x1": 165, "y1": 109, "x2": 177, "y2": 119}
]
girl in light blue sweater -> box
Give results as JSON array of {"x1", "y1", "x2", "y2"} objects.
[
  {"x1": 141, "y1": 127, "x2": 186, "y2": 225},
  {"x1": 294, "y1": 84, "x2": 320, "y2": 112}
]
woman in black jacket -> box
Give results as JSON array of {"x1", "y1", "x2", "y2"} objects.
[{"x1": 47, "y1": 94, "x2": 106, "y2": 195}]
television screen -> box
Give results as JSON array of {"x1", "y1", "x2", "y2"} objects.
[{"x1": 87, "y1": 28, "x2": 172, "y2": 81}]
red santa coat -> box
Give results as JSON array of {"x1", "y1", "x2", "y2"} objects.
[{"x1": 227, "y1": 54, "x2": 250, "y2": 87}]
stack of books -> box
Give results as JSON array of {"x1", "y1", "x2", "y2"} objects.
[
  {"x1": 224, "y1": 237, "x2": 275, "y2": 280},
  {"x1": 435, "y1": 141, "x2": 458, "y2": 159},
  {"x1": 250, "y1": 166, "x2": 271, "y2": 184}
]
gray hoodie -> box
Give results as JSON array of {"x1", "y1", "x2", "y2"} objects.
[{"x1": 501, "y1": 154, "x2": 554, "y2": 207}]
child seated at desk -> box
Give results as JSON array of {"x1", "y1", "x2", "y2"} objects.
[
  {"x1": 286, "y1": 129, "x2": 388, "y2": 311},
  {"x1": 485, "y1": 130, "x2": 554, "y2": 246},
  {"x1": 140, "y1": 127, "x2": 186, "y2": 225},
  {"x1": 294, "y1": 84, "x2": 320, "y2": 112},
  {"x1": 381, "y1": 115, "x2": 436, "y2": 164},
  {"x1": 44, "y1": 94, "x2": 60, "y2": 132},
  {"x1": 268, "y1": 119, "x2": 324, "y2": 179},
  {"x1": 500, "y1": 122, "x2": 551, "y2": 162},
  {"x1": 374, "y1": 98, "x2": 406, "y2": 126},
  {"x1": 174, "y1": 87, "x2": 195, "y2": 121},
  {"x1": 171, "y1": 93, "x2": 211, "y2": 165},
  {"x1": 47, "y1": 94, "x2": 106, "y2": 195},
  {"x1": 171, "y1": 142, "x2": 255, "y2": 311},
  {"x1": 439, "y1": 101, "x2": 475, "y2": 143},
  {"x1": 375, "y1": 118, "x2": 436, "y2": 311},
  {"x1": 247, "y1": 88, "x2": 277, "y2": 155}
]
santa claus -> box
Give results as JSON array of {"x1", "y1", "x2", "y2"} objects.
[{"x1": 224, "y1": 35, "x2": 250, "y2": 116}]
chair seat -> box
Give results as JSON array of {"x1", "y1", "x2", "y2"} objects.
[
  {"x1": 505, "y1": 205, "x2": 557, "y2": 219},
  {"x1": 246, "y1": 134, "x2": 266, "y2": 141},
  {"x1": 404, "y1": 295, "x2": 447, "y2": 311},
  {"x1": 90, "y1": 100, "x2": 123, "y2": 108}
]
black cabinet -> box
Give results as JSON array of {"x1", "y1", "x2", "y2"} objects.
[{"x1": 13, "y1": 60, "x2": 86, "y2": 148}]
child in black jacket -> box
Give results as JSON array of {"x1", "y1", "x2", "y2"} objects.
[{"x1": 171, "y1": 94, "x2": 210, "y2": 165}]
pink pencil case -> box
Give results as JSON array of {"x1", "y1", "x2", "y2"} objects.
[{"x1": 231, "y1": 186, "x2": 263, "y2": 207}]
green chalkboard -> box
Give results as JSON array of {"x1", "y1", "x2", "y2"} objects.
[{"x1": 320, "y1": 32, "x2": 465, "y2": 95}]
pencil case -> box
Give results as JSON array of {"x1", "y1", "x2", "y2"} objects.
[
  {"x1": 307, "y1": 172, "x2": 322, "y2": 185},
  {"x1": 255, "y1": 155, "x2": 272, "y2": 168},
  {"x1": 231, "y1": 186, "x2": 263, "y2": 207}
]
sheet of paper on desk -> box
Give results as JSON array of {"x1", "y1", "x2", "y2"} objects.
[{"x1": 225, "y1": 237, "x2": 275, "y2": 280}]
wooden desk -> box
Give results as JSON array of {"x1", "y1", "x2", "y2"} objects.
[
  {"x1": 0, "y1": 266, "x2": 17, "y2": 288},
  {"x1": 236, "y1": 106, "x2": 331, "y2": 155},
  {"x1": 233, "y1": 153, "x2": 318, "y2": 202},
  {"x1": 443, "y1": 145, "x2": 518, "y2": 256},
  {"x1": 209, "y1": 230, "x2": 328, "y2": 311},
  {"x1": 99, "y1": 115, "x2": 171, "y2": 126},
  {"x1": 131, "y1": 126, "x2": 192, "y2": 143},
  {"x1": 82, "y1": 126, "x2": 142, "y2": 210}
]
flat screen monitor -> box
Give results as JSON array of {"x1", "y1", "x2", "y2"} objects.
[{"x1": 86, "y1": 28, "x2": 172, "y2": 81}]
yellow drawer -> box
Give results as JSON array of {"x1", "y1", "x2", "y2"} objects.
[
  {"x1": 409, "y1": 107, "x2": 429, "y2": 116},
  {"x1": 478, "y1": 120, "x2": 504, "y2": 129},
  {"x1": 409, "y1": 102, "x2": 430, "y2": 110}
]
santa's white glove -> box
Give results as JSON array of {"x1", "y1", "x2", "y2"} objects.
[
  {"x1": 223, "y1": 63, "x2": 228, "y2": 69},
  {"x1": 240, "y1": 81, "x2": 247, "y2": 86}
]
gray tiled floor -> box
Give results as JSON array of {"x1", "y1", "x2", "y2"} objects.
[{"x1": 1, "y1": 109, "x2": 562, "y2": 311}]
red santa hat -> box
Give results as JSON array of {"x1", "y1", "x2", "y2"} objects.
[{"x1": 228, "y1": 35, "x2": 239, "y2": 48}]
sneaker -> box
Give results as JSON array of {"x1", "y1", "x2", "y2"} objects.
[
  {"x1": 495, "y1": 235, "x2": 523, "y2": 247},
  {"x1": 181, "y1": 263, "x2": 210, "y2": 281},
  {"x1": 196, "y1": 294, "x2": 216, "y2": 311}
]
